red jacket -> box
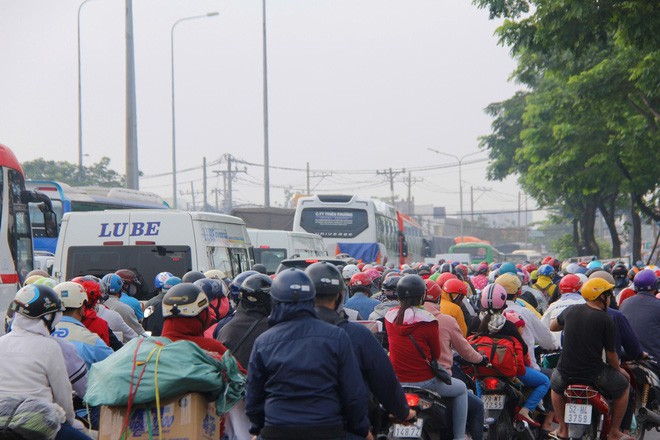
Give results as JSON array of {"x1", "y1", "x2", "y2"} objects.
[{"x1": 82, "y1": 308, "x2": 110, "y2": 346}]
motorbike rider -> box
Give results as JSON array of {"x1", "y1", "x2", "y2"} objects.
[
  {"x1": 101, "y1": 273, "x2": 147, "y2": 337},
  {"x1": 142, "y1": 275, "x2": 182, "y2": 336},
  {"x1": 245, "y1": 268, "x2": 371, "y2": 439},
  {"x1": 307, "y1": 262, "x2": 415, "y2": 435},
  {"x1": 549, "y1": 278, "x2": 631, "y2": 440},
  {"x1": 0, "y1": 285, "x2": 92, "y2": 440},
  {"x1": 541, "y1": 274, "x2": 584, "y2": 347},
  {"x1": 439, "y1": 276, "x2": 469, "y2": 337},
  {"x1": 620, "y1": 269, "x2": 660, "y2": 360},
  {"x1": 386, "y1": 274, "x2": 470, "y2": 440},
  {"x1": 115, "y1": 269, "x2": 144, "y2": 321},
  {"x1": 345, "y1": 272, "x2": 380, "y2": 320},
  {"x1": 534, "y1": 264, "x2": 559, "y2": 305},
  {"x1": 71, "y1": 276, "x2": 123, "y2": 351}
]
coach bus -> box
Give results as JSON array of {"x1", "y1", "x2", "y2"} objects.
[
  {"x1": 0, "y1": 145, "x2": 57, "y2": 331},
  {"x1": 293, "y1": 195, "x2": 400, "y2": 264},
  {"x1": 449, "y1": 241, "x2": 503, "y2": 264},
  {"x1": 26, "y1": 180, "x2": 169, "y2": 255}
]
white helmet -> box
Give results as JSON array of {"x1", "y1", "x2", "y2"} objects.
[
  {"x1": 204, "y1": 269, "x2": 227, "y2": 280},
  {"x1": 54, "y1": 282, "x2": 88, "y2": 309},
  {"x1": 342, "y1": 264, "x2": 360, "y2": 280},
  {"x1": 575, "y1": 273, "x2": 589, "y2": 286}
]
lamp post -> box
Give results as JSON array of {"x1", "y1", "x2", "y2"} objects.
[
  {"x1": 262, "y1": 0, "x2": 271, "y2": 207},
  {"x1": 77, "y1": 0, "x2": 100, "y2": 177},
  {"x1": 170, "y1": 12, "x2": 219, "y2": 209},
  {"x1": 427, "y1": 148, "x2": 482, "y2": 240}
]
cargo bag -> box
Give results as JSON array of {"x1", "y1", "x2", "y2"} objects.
[{"x1": 467, "y1": 334, "x2": 521, "y2": 377}]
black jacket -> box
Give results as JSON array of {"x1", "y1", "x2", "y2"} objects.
[{"x1": 216, "y1": 304, "x2": 269, "y2": 368}]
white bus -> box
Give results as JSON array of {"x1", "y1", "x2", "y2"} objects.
[
  {"x1": 52, "y1": 210, "x2": 253, "y2": 300},
  {"x1": 248, "y1": 229, "x2": 328, "y2": 274},
  {"x1": 293, "y1": 195, "x2": 400, "y2": 264}
]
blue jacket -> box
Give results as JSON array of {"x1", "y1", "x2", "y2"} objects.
[
  {"x1": 315, "y1": 306, "x2": 410, "y2": 420},
  {"x1": 607, "y1": 308, "x2": 643, "y2": 361},
  {"x1": 345, "y1": 292, "x2": 380, "y2": 321},
  {"x1": 246, "y1": 301, "x2": 369, "y2": 437},
  {"x1": 52, "y1": 316, "x2": 113, "y2": 369},
  {"x1": 620, "y1": 292, "x2": 660, "y2": 360},
  {"x1": 120, "y1": 293, "x2": 144, "y2": 321}
]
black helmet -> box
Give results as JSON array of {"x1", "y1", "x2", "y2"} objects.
[
  {"x1": 611, "y1": 263, "x2": 628, "y2": 279},
  {"x1": 417, "y1": 264, "x2": 431, "y2": 276},
  {"x1": 240, "y1": 274, "x2": 272, "y2": 303},
  {"x1": 270, "y1": 268, "x2": 315, "y2": 303},
  {"x1": 193, "y1": 278, "x2": 228, "y2": 301},
  {"x1": 182, "y1": 270, "x2": 205, "y2": 284},
  {"x1": 381, "y1": 275, "x2": 401, "y2": 299},
  {"x1": 305, "y1": 262, "x2": 345, "y2": 296},
  {"x1": 439, "y1": 263, "x2": 455, "y2": 274},
  {"x1": 401, "y1": 268, "x2": 417, "y2": 275},
  {"x1": 251, "y1": 264, "x2": 268, "y2": 274},
  {"x1": 396, "y1": 274, "x2": 426, "y2": 300},
  {"x1": 162, "y1": 283, "x2": 208, "y2": 318},
  {"x1": 11, "y1": 285, "x2": 64, "y2": 319}
]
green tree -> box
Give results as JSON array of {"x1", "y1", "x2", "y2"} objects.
[{"x1": 21, "y1": 157, "x2": 125, "y2": 187}]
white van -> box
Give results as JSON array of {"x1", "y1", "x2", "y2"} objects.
[
  {"x1": 248, "y1": 229, "x2": 327, "y2": 274},
  {"x1": 52, "y1": 210, "x2": 253, "y2": 300}
]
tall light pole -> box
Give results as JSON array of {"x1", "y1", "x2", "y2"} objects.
[
  {"x1": 428, "y1": 148, "x2": 482, "y2": 240},
  {"x1": 170, "y1": 12, "x2": 219, "y2": 209},
  {"x1": 77, "y1": 0, "x2": 100, "y2": 177},
  {"x1": 125, "y1": 0, "x2": 139, "y2": 189},
  {"x1": 262, "y1": 0, "x2": 271, "y2": 207}
]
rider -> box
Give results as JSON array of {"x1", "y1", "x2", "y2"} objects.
[
  {"x1": 114, "y1": 269, "x2": 144, "y2": 321},
  {"x1": 534, "y1": 264, "x2": 559, "y2": 305},
  {"x1": 541, "y1": 274, "x2": 584, "y2": 347},
  {"x1": 440, "y1": 277, "x2": 469, "y2": 337},
  {"x1": 245, "y1": 268, "x2": 370, "y2": 439},
  {"x1": 142, "y1": 275, "x2": 182, "y2": 336},
  {"x1": 345, "y1": 272, "x2": 380, "y2": 320},
  {"x1": 101, "y1": 273, "x2": 146, "y2": 337},
  {"x1": 549, "y1": 278, "x2": 630, "y2": 440},
  {"x1": 386, "y1": 274, "x2": 470, "y2": 440},
  {"x1": 620, "y1": 269, "x2": 660, "y2": 360}
]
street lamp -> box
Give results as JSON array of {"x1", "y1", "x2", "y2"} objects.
[
  {"x1": 262, "y1": 0, "x2": 270, "y2": 207},
  {"x1": 170, "y1": 12, "x2": 219, "y2": 209},
  {"x1": 77, "y1": 0, "x2": 101, "y2": 177},
  {"x1": 428, "y1": 148, "x2": 482, "y2": 240}
]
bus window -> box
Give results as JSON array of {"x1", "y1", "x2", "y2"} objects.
[{"x1": 8, "y1": 170, "x2": 33, "y2": 283}]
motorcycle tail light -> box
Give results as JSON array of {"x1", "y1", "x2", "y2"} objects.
[
  {"x1": 405, "y1": 393, "x2": 420, "y2": 408},
  {"x1": 483, "y1": 377, "x2": 502, "y2": 390}
]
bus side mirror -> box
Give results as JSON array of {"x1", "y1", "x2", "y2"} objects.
[
  {"x1": 42, "y1": 209, "x2": 58, "y2": 238},
  {"x1": 22, "y1": 190, "x2": 58, "y2": 238}
]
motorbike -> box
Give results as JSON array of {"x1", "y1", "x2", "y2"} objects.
[
  {"x1": 626, "y1": 359, "x2": 660, "y2": 439},
  {"x1": 562, "y1": 379, "x2": 611, "y2": 440}
]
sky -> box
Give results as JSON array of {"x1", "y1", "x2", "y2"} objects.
[{"x1": 0, "y1": 0, "x2": 535, "y2": 220}]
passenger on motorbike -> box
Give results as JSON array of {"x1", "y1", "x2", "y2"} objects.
[
  {"x1": 620, "y1": 269, "x2": 660, "y2": 361},
  {"x1": 550, "y1": 278, "x2": 631, "y2": 440}
]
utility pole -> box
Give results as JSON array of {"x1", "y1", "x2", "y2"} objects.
[
  {"x1": 305, "y1": 163, "x2": 331, "y2": 195},
  {"x1": 179, "y1": 183, "x2": 204, "y2": 210},
  {"x1": 402, "y1": 171, "x2": 422, "y2": 215},
  {"x1": 306, "y1": 162, "x2": 310, "y2": 195},
  {"x1": 125, "y1": 0, "x2": 139, "y2": 189},
  {"x1": 214, "y1": 154, "x2": 246, "y2": 213},
  {"x1": 202, "y1": 157, "x2": 208, "y2": 210},
  {"x1": 377, "y1": 167, "x2": 405, "y2": 207}
]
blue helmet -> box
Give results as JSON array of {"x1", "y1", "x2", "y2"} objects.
[
  {"x1": 587, "y1": 260, "x2": 603, "y2": 270},
  {"x1": 101, "y1": 273, "x2": 124, "y2": 295},
  {"x1": 538, "y1": 264, "x2": 555, "y2": 277},
  {"x1": 270, "y1": 268, "x2": 316, "y2": 303},
  {"x1": 230, "y1": 270, "x2": 259, "y2": 301},
  {"x1": 194, "y1": 278, "x2": 228, "y2": 301},
  {"x1": 499, "y1": 262, "x2": 517, "y2": 275},
  {"x1": 162, "y1": 276, "x2": 182, "y2": 293},
  {"x1": 154, "y1": 272, "x2": 174, "y2": 290}
]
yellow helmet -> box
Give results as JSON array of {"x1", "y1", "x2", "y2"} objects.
[
  {"x1": 204, "y1": 269, "x2": 226, "y2": 280},
  {"x1": 23, "y1": 275, "x2": 45, "y2": 286},
  {"x1": 495, "y1": 273, "x2": 522, "y2": 296},
  {"x1": 580, "y1": 277, "x2": 614, "y2": 302}
]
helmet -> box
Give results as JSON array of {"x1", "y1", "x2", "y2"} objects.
[
  {"x1": 23, "y1": 275, "x2": 45, "y2": 286},
  {"x1": 425, "y1": 279, "x2": 442, "y2": 302},
  {"x1": 559, "y1": 274, "x2": 583, "y2": 293},
  {"x1": 72, "y1": 276, "x2": 102, "y2": 306},
  {"x1": 25, "y1": 269, "x2": 49, "y2": 279},
  {"x1": 361, "y1": 264, "x2": 374, "y2": 272},
  {"x1": 33, "y1": 277, "x2": 57, "y2": 289},
  {"x1": 439, "y1": 263, "x2": 455, "y2": 274},
  {"x1": 270, "y1": 268, "x2": 316, "y2": 303},
  {"x1": 230, "y1": 271, "x2": 259, "y2": 300},
  {"x1": 401, "y1": 268, "x2": 417, "y2": 275},
  {"x1": 181, "y1": 270, "x2": 205, "y2": 284},
  {"x1": 503, "y1": 310, "x2": 525, "y2": 328},
  {"x1": 498, "y1": 262, "x2": 517, "y2": 275},
  {"x1": 537, "y1": 265, "x2": 555, "y2": 277},
  {"x1": 587, "y1": 260, "x2": 603, "y2": 270},
  {"x1": 162, "y1": 283, "x2": 209, "y2": 318},
  {"x1": 443, "y1": 279, "x2": 468, "y2": 296},
  {"x1": 204, "y1": 269, "x2": 227, "y2": 280},
  {"x1": 627, "y1": 267, "x2": 640, "y2": 281},
  {"x1": 495, "y1": 273, "x2": 522, "y2": 296},
  {"x1": 101, "y1": 273, "x2": 124, "y2": 295},
  {"x1": 523, "y1": 263, "x2": 537, "y2": 273},
  {"x1": 477, "y1": 262, "x2": 489, "y2": 274},
  {"x1": 455, "y1": 264, "x2": 469, "y2": 279},
  {"x1": 306, "y1": 262, "x2": 345, "y2": 297},
  {"x1": 481, "y1": 284, "x2": 508, "y2": 310},
  {"x1": 581, "y1": 277, "x2": 614, "y2": 301},
  {"x1": 381, "y1": 275, "x2": 401, "y2": 297},
  {"x1": 588, "y1": 270, "x2": 615, "y2": 285},
  {"x1": 239, "y1": 273, "x2": 272, "y2": 303},
  {"x1": 519, "y1": 269, "x2": 530, "y2": 285},
  {"x1": 565, "y1": 263, "x2": 580, "y2": 274},
  {"x1": 437, "y1": 272, "x2": 458, "y2": 290},
  {"x1": 251, "y1": 264, "x2": 267, "y2": 274},
  {"x1": 417, "y1": 265, "x2": 431, "y2": 276},
  {"x1": 54, "y1": 282, "x2": 88, "y2": 309},
  {"x1": 611, "y1": 263, "x2": 628, "y2": 279},
  {"x1": 633, "y1": 269, "x2": 657, "y2": 292},
  {"x1": 396, "y1": 274, "x2": 426, "y2": 300},
  {"x1": 530, "y1": 270, "x2": 538, "y2": 281},
  {"x1": 11, "y1": 285, "x2": 64, "y2": 319},
  {"x1": 357, "y1": 263, "x2": 366, "y2": 271},
  {"x1": 162, "y1": 276, "x2": 182, "y2": 293},
  {"x1": 576, "y1": 273, "x2": 589, "y2": 285},
  {"x1": 365, "y1": 269, "x2": 382, "y2": 283},
  {"x1": 342, "y1": 264, "x2": 360, "y2": 280},
  {"x1": 154, "y1": 272, "x2": 174, "y2": 290},
  {"x1": 115, "y1": 269, "x2": 141, "y2": 296},
  {"x1": 349, "y1": 272, "x2": 373, "y2": 292},
  {"x1": 194, "y1": 278, "x2": 228, "y2": 301}
]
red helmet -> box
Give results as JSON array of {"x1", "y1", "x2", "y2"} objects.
[
  {"x1": 115, "y1": 269, "x2": 141, "y2": 296},
  {"x1": 374, "y1": 265, "x2": 386, "y2": 273},
  {"x1": 455, "y1": 264, "x2": 468, "y2": 278},
  {"x1": 443, "y1": 279, "x2": 467, "y2": 296},
  {"x1": 365, "y1": 269, "x2": 381, "y2": 282},
  {"x1": 425, "y1": 279, "x2": 442, "y2": 302},
  {"x1": 349, "y1": 272, "x2": 372, "y2": 291},
  {"x1": 559, "y1": 274, "x2": 583, "y2": 293},
  {"x1": 437, "y1": 272, "x2": 458, "y2": 290},
  {"x1": 72, "y1": 276, "x2": 103, "y2": 307},
  {"x1": 523, "y1": 263, "x2": 537, "y2": 273},
  {"x1": 357, "y1": 263, "x2": 366, "y2": 271}
]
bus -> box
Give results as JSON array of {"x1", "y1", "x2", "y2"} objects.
[
  {"x1": 26, "y1": 180, "x2": 169, "y2": 256},
  {"x1": 293, "y1": 195, "x2": 400, "y2": 264},
  {"x1": 0, "y1": 145, "x2": 57, "y2": 330},
  {"x1": 449, "y1": 242, "x2": 503, "y2": 264}
]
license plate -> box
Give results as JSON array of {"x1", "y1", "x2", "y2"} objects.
[
  {"x1": 564, "y1": 403, "x2": 592, "y2": 425},
  {"x1": 393, "y1": 418, "x2": 424, "y2": 438},
  {"x1": 482, "y1": 394, "x2": 505, "y2": 410}
]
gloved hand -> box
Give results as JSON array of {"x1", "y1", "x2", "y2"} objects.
[{"x1": 478, "y1": 355, "x2": 490, "y2": 366}]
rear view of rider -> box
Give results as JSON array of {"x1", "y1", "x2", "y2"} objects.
[
  {"x1": 620, "y1": 269, "x2": 660, "y2": 360},
  {"x1": 143, "y1": 275, "x2": 181, "y2": 336},
  {"x1": 101, "y1": 273, "x2": 146, "y2": 337},
  {"x1": 115, "y1": 269, "x2": 144, "y2": 321}
]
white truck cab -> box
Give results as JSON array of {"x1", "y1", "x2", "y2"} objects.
[{"x1": 52, "y1": 210, "x2": 253, "y2": 300}]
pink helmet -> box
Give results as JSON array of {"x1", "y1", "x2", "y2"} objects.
[
  {"x1": 481, "y1": 284, "x2": 508, "y2": 311},
  {"x1": 365, "y1": 269, "x2": 381, "y2": 282}
]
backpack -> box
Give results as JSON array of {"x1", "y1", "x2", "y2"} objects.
[{"x1": 467, "y1": 334, "x2": 522, "y2": 377}]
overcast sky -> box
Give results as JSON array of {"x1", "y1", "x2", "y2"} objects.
[{"x1": 0, "y1": 0, "x2": 535, "y2": 219}]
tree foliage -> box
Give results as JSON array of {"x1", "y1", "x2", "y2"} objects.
[
  {"x1": 21, "y1": 157, "x2": 125, "y2": 187},
  {"x1": 474, "y1": 0, "x2": 660, "y2": 259}
]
